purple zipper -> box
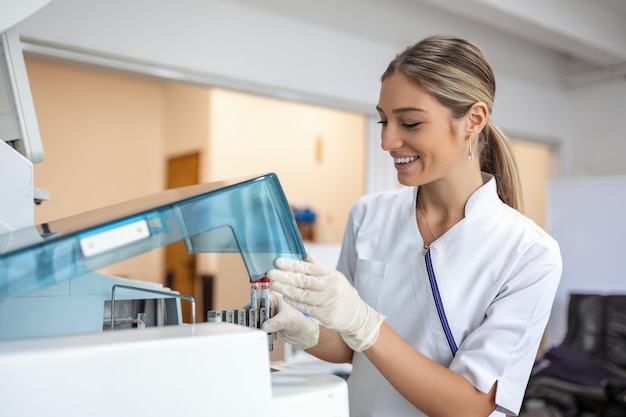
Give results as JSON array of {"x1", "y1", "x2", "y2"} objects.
[{"x1": 425, "y1": 247, "x2": 458, "y2": 356}]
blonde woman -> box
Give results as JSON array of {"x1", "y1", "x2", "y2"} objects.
[{"x1": 264, "y1": 35, "x2": 562, "y2": 417}]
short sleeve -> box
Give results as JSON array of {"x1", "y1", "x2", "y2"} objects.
[{"x1": 449, "y1": 237, "x2": 562, "y2": 415}]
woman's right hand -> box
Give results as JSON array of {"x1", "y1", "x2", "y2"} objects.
[{"x1": 261, "y1": 292, "x2": 320, "y2": 350}]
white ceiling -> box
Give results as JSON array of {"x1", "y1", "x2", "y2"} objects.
[
  {"x1": 418, "y1": 0, "x2": 626, "y2": 66},
  {"x1": 414, "y1": 0, "x2": 626, "y2": 84}
]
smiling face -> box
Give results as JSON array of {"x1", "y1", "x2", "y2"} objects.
[{"x1": 377, "y1": 73, "x2": 470, "y2": 187}]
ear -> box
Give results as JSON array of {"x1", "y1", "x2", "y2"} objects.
[{"x1": 466, "y1": 102, "x2": 489, "y2": 138}]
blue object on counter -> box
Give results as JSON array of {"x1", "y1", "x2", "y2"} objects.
[{"x1": 292, "y1": 207, "x2": 317, "y2": 222}]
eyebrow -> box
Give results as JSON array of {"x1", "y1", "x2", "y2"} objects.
[{"x1": 375, "y1": 105, "x2": 427, "y2": 114}]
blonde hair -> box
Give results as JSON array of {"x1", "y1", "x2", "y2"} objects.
[{"x1": 382, "y1": 35, "x2": 524, "y2": 211}]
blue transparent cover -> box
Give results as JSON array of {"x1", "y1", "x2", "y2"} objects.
[{"x1": 0, "y1": 173, "x2": 306, "y2": 300}]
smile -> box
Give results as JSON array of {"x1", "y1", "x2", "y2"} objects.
[{"x1": 393, "y1": 156, "x2": 418, "y2": 164}]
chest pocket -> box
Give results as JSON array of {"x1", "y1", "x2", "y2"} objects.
[{"x1": 353, "y1": 258, "x2": 388, "y2": 310}]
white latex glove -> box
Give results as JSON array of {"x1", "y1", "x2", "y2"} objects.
[
  {"x1": 267, "y1": 257, "x2": 385, "y2": 352},
  {"x1": 261, "y1": 292, "x2": 320, "y2": 350}
]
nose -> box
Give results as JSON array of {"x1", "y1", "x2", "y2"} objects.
[{"x1": 380, "y1": 126, "x2": 403, "y2": 151}]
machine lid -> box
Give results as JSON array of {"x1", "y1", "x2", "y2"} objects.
[{"x1": 0, "y1": 173, "x2": 306, "y2": 300}]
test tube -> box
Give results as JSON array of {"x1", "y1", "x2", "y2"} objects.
[
  {"x1": 236, "y1": 309, "x2": 247, "y2": 326},
  {"x1": 137, "y1": 313, "x2": 146, "y2": 329},
  {"x1": 258, "y1": 276, "x2": 270, "y2": 324},
  {"x1": 248, "y1": 307, "x2": 257, "y2": 329},
  {"x1": 250, "y1": 281, "x2": 259, "y2": 310},
  {"x1": 207, "y1": 310, "x2": 223, "y2": 323},
  {"x1": 257, "y1": 276, "x2": 272, "y2": 350},
  {"x1": 224, "y1": 309, "x2": 235, "y2": 323}
]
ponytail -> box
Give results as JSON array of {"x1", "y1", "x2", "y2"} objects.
[{"x1": 480, "y1": 120, "x2": 524, "y2": 212}]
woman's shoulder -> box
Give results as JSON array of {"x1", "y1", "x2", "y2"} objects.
[
  {"x1": 476, "y1": 199, "x2": 561, "y2": 265},
  {"x1": 502, "y1": 204, "x2": 561, "y2": 251},
  {"x1": 469, "y1": 178, "x2": 560, "y2": 255}
]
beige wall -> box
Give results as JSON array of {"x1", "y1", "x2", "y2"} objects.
[
  {"x1": 510, "y1": 140, "x2": 552, "y2": 229},
  {"x1": 25, "y1": 57, "x2": 366, "y2": 293},
  {"x1": 28, "y1": 58, "x2": 166, "y2": 220},
  {"x1": 163, "y1": 82, "x2": 211, "y2": 159}
]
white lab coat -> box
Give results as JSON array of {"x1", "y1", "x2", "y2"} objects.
[{"x1": 336, "y1": 174, "x2": 562, "y2": 417}]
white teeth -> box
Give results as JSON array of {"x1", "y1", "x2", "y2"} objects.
[{"x1": 394, "y1": 156, "x2": 418, "y2": 164}]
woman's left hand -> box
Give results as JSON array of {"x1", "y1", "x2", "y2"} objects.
[{"x1": 267, "y1": 257, "x2": 385, "y2": 352}]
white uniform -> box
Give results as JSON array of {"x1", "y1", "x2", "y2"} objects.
[{"x1": 336, "y1": 175, "x2": 562, "y2": 417}]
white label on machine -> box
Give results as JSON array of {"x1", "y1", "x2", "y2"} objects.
[{"x1": 79, "y1": 219, "x2": 150, "y2": 257}]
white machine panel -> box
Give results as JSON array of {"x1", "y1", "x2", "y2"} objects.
[{"x1": 0, "y1": 322, "x2": 348, "y2": 417}]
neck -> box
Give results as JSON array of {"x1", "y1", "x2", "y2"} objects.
[{"x1": 416, "y1": 173, "x2": 485, "y2": 240}]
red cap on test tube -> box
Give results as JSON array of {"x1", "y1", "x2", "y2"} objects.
[{"x1": 258, "y1": 277, "x2": 270, "y2": 309}]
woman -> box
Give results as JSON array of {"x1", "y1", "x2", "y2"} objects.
[{"x1": 263, "y1": 35, "x2": 562, "y2": 417}]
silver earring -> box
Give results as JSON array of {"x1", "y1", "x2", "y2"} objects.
[{"x1": 467, "y1": 137, "x2": 475, "y2": 162}]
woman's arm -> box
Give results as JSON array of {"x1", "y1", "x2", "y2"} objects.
[
  {"x1": 305, "y1": 326, "x2": 353, "y2": 364},
  {"x1": 305, "y1": 323, "x2": 496, "y2": 416},
  {"x1": 365, "y1": 323, "x2": 496, "y2": 417}
]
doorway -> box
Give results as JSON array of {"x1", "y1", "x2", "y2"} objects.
[
  {"x1": 510, "y1": 139, "x2": 556, "y2": 229},
  {"x1": 164, "y1": 152, "x2": 202, "y2": 323}
]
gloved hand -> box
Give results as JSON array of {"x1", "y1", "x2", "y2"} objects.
[
  {"x1": 261, "y1": 292, "x2": 320, "y2": 350},
  {"x1": 267, "y1": 257, "x2": 385, "y2": 352}
]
